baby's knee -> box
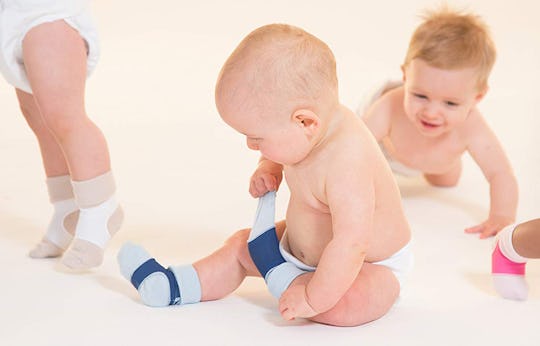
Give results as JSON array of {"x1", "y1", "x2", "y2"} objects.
[
  {"x1": 424, "y1": 172, "x2": 460, "y2": 187},
  {"x1": 424, "y1": 161, "x2": 462, "y2": 187},
  {"x1": 224, "y1": 229, "x2": 250, "y2": 257},
  {"x1": 224, "y1": 228, "x2": 250, "y2": 247}
]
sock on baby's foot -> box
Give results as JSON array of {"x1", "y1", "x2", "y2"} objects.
[
  {"x1": 117, "y1": 242, "x2": 201, "y2": 307},
  {"x1": 62, "y1": 171, "x2": 124, "y2": 269},
  {"x1": 29, "y1": 175, "x2": 79, "y2": 258},
  {"x1": 492, "y1": 224, "x2": 528, "y2": 300},
  {"x1": 248, "y1": 191, "x2": 306, "y2": 298}
]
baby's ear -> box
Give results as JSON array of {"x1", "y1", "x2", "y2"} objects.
[
  {"x1": 292, "y1": 109, "x2": 320, "y2": 138},
  {"x1": 401, "y1": 64, "x2": 407, "y2": 82},
  {"x1": 474, "y1": 86, "x2": 488, "y2": 103}
]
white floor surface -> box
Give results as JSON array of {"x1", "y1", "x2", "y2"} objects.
[{"x1": 1, "y1": 1, "x2": 539, "y2": 345}]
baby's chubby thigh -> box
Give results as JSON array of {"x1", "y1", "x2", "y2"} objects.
[{"x1": 309, "y1": 262, "x2": 399, "y2": 327}]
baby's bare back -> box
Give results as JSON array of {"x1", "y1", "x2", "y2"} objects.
[{"x1": 283, "y1": 107, "x2": 411, "y2": 267}]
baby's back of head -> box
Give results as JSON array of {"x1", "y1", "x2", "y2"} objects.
[{"x1": 216, "y1": 24, "x2": 339, "y2": 113}]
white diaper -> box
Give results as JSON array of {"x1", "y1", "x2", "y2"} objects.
[
  {"x1": 356, "y1": 79, "x2": 403, "y2": 117},
  {"x1": 371, "y1": 241, "x2": 414, "y2": 290},
  {"x1": 279, "y1": 232, "x2": 414, "y2": 290},
  {"x1": 0, "y1": 0, "x2": 99, "y2": 93}
]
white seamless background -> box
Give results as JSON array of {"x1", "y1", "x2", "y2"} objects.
[{"x1": 0, "y1": 1, "x2": 539, "y2": 345}]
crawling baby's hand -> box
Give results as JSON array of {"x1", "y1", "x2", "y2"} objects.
[{"x1": 465, "y1": 215, "x2": 514, "y2": 239}]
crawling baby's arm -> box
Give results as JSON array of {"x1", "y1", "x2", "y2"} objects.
[{"x1": 465, "y1": 113, "x2": 518, "y2": 237}]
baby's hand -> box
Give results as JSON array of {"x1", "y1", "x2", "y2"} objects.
[
  {"x1": 249, "y1": 160, "x2": 283, "y2": 197},
  {"x1": 279, "y1": 284, "x2": 318, "y2": 321},
  {"x1": 465, "y1": 215, "x2": 514, "y2": 239}
]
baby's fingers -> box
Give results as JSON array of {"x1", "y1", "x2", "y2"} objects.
[
  {"x1": 249, "y1": 180, "x2": 261, "y2": 197},
  {"x1": 261, "y1": 174, "x2": 277, "y2": 192},
  {"x1": 480, "y1": 224, "x2": 503, "y2": 239},
  {"x1": 465, "y1": 223, "x2": 485, "y2": 234},
  {"x1": 479, "y1": 229, "x2": 497, "y2": 239},
  {"x1": 279, "y1": 306, "x2": 296, "y2": 321},
  {"x1": 249, "y1": 179, "x2": 267, "y2": 197}
]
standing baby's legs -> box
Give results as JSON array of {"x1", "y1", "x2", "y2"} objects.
[
  {"x1": 492, "y1": 219, "x2": 540, "y2": 300},
  {"x1": 17, "y1": 90, "x2": 78, "y2": 258},
  {"x1": 286, "y1": 263, "x2": 400, "y2": 326},
  {"x1": 22, "y1": 20, "x2": 122, "y2": 269}
]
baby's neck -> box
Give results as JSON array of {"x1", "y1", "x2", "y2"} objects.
[{"x1": 314, "y1": 103, "x2": 345, "y2": 145}]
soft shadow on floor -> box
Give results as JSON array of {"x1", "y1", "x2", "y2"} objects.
[
  {"x1": 95, "y1": 273, "x2": 138, "y2": 301},
  {"x1": 397, "y1": 177, "x2": 487, "y2": 223}
]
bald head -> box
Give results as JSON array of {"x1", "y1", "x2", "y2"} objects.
[{"x1": 215, "y1": 24, "x2": 338, "y2": 120}]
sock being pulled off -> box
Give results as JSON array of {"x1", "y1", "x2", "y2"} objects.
[
  {"x1": 29, "y1": 175, "x2": 79, "y2": 258},
  {"x1": 62, "y1": 171, "x2": 123, "y2": 269},
  {"x1": 492, "y1": 224, "x2": 528, "y2": 300},
  {"x1": 248, "y1": 191, "x2": 307, "y2": 298}
]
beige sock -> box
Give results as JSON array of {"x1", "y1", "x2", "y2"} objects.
[
  {"x1": 29, "y1": 175, "x2": 79, "y2": 258},
  {"x1": 62, "y1": 171, "x2": 123, "y2": 269}
]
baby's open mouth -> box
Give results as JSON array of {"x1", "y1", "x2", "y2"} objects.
[{"x1": 420, "y1": 120, "x2": 441, "y2": 128}]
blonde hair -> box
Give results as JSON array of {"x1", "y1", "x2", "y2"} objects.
[
  {"x1": 216, "y1": 24, "x2": 338, "y2": 114},
  {"x1": 403, "y1": 7, "x2": 496, "y2": 90}
]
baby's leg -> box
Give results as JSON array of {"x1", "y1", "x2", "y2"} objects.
[
  {"x1": 424, "y1": 160, "x2": 462, "y2": 187},
  {"x1": 293, "y1": 263, "x2": 400, "y2": 327},
  {"x1": 16, "y1": 90, "x2": 77, "y2": 258},
  {"x1": 22, "y1": 20, "x2": 111, "y2": 181},
  {"x1": 22, "y1": 21, "x2": 122, "y2": 269},
  {"x1": 118, "y1": 228, "x2": 263, "y2": 306},
  {"x1": 492, "y1": 220, "x2": 540, "y2": 300},
  {"x1": 511, "y1": 219, "x2": 540, "y2": 258}
]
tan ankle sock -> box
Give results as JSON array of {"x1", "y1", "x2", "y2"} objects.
[
  {"x1": 29, "y1": 175, "x2": 79, "y2": 258},
  {"x1": 62, "y1": 171, "x2": 123, "y2": 269}
]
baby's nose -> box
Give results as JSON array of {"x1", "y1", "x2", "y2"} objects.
[{"x1": 422, "y1": 103, "x2": 440, "y2": 119}]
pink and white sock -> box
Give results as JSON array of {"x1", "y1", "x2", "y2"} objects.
[{"x1": 492, "y1": 224, "x2": 528, "y2": 300}]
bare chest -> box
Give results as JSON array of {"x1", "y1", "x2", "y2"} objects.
[
  {"x1": 386, "y1": 125, "x2": 466, "y2": 174},
  {"x1": 283, "y1": 167, "x2": 332, "y2": 266}
]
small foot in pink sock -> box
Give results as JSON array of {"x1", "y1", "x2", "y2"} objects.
[{"x1": 492, "y1": 243, "x2": 528, "y2": 300}]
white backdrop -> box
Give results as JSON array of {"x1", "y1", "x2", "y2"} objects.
[{"x1": 1, "y1": 1, "x2": 539, "y2": 345}]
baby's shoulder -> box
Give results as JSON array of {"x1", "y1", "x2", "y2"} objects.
[{"x1": 460, "y1": 107, "x2": 491, "y2": 137}]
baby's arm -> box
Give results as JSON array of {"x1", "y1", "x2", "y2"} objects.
[
  {"x1": 279, "y1": 157, "x2": 374, "y2": 318},
  {"x1": 465, "y1": 113, "x2": 518, "y2": 238},
  {"x1": 249, "y1": 156, "x2": 283, "y2": 197}
]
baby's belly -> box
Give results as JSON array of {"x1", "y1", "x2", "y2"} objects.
[{"x1": 285, "y1": 203, "x2": 333, "y2": 267}]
